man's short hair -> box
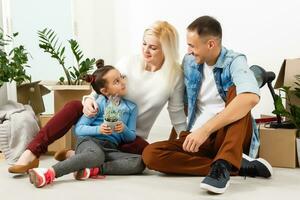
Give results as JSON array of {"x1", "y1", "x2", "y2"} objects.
[{"x1": 187, "y1": 16, "x2": 222, "y2": 39}]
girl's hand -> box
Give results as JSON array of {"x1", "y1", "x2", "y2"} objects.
[
  {"x1": 100, "y1": 124, "x2": 112, "y2": 135},
  {"x1": 114, "y1": 122, "x2": 124, "y2": 133}
]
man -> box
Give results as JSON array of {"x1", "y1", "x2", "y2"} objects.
[{"x1": 142, "y1": 16, "x2": 272, "y2": 194}]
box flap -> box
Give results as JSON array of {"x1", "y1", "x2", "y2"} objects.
[
  {"x1": 274, "y1": 58, "x2": 300, "y2": 89},
  {"x1": 274, "y1": 60, "x2": 286, "y2": 89},
  {"x1": 17, "y1": 81, "x2": 51, "y2": 114}
]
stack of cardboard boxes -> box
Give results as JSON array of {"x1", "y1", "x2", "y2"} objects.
[
  {"x1": 40, "y1": 83, "x2": 91, "y2": 154},
  {"x1": 259, "y1": 58, "x2": 300, "y2": 168}
]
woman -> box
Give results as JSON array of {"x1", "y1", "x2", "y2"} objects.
[{"x1": 9, "y1": 21, "x2": 187, "y2": 174}]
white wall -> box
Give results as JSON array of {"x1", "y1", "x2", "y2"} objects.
[
  {"x1": 10, "y1": 0, "x2": 74, "y2": 113},
  {"x1": 73, "y1": 0, "x2": 114, "y2": 64},
  {"x1": 74, "y1": 0, "x2": 300, "y2": 137},
  {"x1": 0, "y1": 0, "x2": 18, "y2": 105}
]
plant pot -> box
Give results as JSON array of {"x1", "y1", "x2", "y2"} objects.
[{"x1": 104, "y1": 120, "x2": 119, "y2": 130}]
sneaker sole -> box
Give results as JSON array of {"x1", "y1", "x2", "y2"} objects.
[
  {"x1": 28, "y1": 169, "x2": 43, "y2": 188},
  {"x1": 242, "y1": 154, "x2": 273, "y2": 177},
  {"x1": 200, "y1": 181, "x2": 230, "y2": 194}
]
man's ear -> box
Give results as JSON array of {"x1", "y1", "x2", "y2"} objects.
[
  {"x1": 208, "y1": 39, "x2": 215, "y2": 49},
  {"x1": 100, "y1": 88, "x2": 108, "y2": 96}
]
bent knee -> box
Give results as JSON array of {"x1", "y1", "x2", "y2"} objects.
[
  {"x1": 132, "y1": 156, "x2": 146, "y2": 174},
  {"x1": 142, "y1": 143, "x2": 163, "y2": 169}
]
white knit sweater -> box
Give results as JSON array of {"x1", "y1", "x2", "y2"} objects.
[{"x1": 85, "y1": 55, "x2": 187, "y2": 139}]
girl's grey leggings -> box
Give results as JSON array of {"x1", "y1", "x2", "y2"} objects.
[{"x1": 52, "y1": 137, "x2": 145, "y2": 178}]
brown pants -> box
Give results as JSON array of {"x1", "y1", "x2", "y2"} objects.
[{"x1": 142, "y1": 86, "x2": 252, "y2": 175}]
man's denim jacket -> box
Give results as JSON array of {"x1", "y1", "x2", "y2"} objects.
[{"x1": 182, "y1": 47, "x2": 260, "y2": 158}]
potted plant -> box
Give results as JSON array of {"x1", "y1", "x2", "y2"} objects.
[
  {"x1": 273, "y1": 74, "x2": 300, "y2": 164},
  {"x1": 0, "y1": 28, "x2": 31, "y2": 88},
  {"x1": 104, "y1": 96, "x2": 122, "y2": 129},
  {"x1": 37, "y1": 28, "x2": 96, "y2": 111},
  {"x1": 38, "y1": 28, "x2": 95, "y2": 85}
]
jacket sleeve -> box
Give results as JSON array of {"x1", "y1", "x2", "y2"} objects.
[
  {"x1": 74, "y1": 115, "x2": 102, "y2": 136},
  {"x1": 119, "y1": 105, "x2": 138, "y2": 143},
  {"x1": 74, "y1": 100, "x2": 103, "y2": 136}
]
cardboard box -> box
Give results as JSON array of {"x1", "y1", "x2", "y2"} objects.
[
  {"x1": 51, "y1": 85, "x2": 91, "y2": 114},
  {"x1": 53, "y1": 85, "x2": 92, "y2": 150},
  {"x1": 274, "y1": 58, "x2": 300, "y2": 109},
  {"x1": 41, "y1": 82, "x2": 92, "y2": 152},
  {"x1": 17, "y1": 81, "x2": 50, "y2": 114},
  {"x1": 39, "y1": 114, "x2": 72, "y2": 155},
  {"x1": 259, "y1": 125, "x2": 298, "y2": 168},
  {"x1": 274, "y1": 58, "x2": 300, "y2": 90}
]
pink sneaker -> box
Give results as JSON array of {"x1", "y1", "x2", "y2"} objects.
[
  {"x1": 74, "y1": 167, "x2": 106, "y2": 180},
  {"x1": 29, "y1": 168, "x2": 55, "y2": 188}
]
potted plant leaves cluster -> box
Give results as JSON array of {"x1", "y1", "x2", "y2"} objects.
[
  {"x1": 0, "y1": 28, "x2": 31, "y2": 88},
  {"x1": 104, "y1": 95, "x2": 123, "y2": 129},
  {"x1": 37, "y1": 28, "x2": 96, "y2": 110},
  {"x1": 38, "y1": 28, "x2": 95, "y2": 85},
  {"x1": 0, "y1": 28, "x2": 49, "y2": 114},
  {"x1": 273, "y1": 74, "x2": 300, "y2": 163}
]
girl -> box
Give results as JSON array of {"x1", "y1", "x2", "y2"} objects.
[{"x1": 28, "y1": 60, "x2": 144, "y2": 188}]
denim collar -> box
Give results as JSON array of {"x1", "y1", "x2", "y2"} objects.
[{"x1": 188, "y1": 47, "x2": 227, "y2": 70}]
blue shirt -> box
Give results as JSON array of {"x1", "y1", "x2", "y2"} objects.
[
  {"x1": 74, "y1": 95, "x2": 138, "y2": 145},
  {"x1": 183, "y1": 47, "x2": 260, "y2": 158}
]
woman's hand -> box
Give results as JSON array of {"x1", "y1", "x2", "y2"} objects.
[
  {"x1": 100, "y1": 124, "x2": 112, "y2": 135},
  {"x1": 83, "y1": 97, "x2": 98, "y2": 117},
  {"x1": 114, "y1": 122, "x2": 124, "y2": 133}
]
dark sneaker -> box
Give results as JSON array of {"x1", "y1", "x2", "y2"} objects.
[
  {"x1": 239, "y1": 154, "x2": 273, "y2": 178},
  {"x1": 200, "y1": 161, "x2": 230, "y2": 194}
]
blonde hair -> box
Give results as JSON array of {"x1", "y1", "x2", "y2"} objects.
[{"x1": 143, "y1": 21, "x2": 182, "y2": 92}]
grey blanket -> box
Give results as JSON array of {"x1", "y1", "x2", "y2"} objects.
[{"x1": 0, "y1": 101, "x2": 39, "y2": 164}]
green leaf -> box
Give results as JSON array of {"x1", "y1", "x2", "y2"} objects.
[{"x1": 38, "y1": 28, "x2": 72, "y2": 84}]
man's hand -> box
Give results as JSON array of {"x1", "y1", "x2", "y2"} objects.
[
  {"x1": 114, "y1": 122, "x2": 124, "y2": 133},
  {"x1": 100, "y1": 124, "x2": 112, "y2": 135},
  {"x1": 182, "y1": 128, "x2": 210, "y2": 152},
  {"x1": 83, "y1": 97, "x2": 98, "y2": 117}
]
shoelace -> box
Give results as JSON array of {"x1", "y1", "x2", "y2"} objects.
[
  {"x1": 209, "y1": 162, "x2": 227, "y2": 180},
  {"x1": 240, "y1": 165, "x2": 257, "y2": 179}
]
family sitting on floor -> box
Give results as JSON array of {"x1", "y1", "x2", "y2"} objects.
[{"x1": 8, "y1": 16, "x2": 272, "y2": 194}]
